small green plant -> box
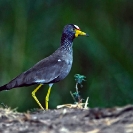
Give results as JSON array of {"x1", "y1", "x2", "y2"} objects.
[
  {"x1": 70, "y1": 74, "x2": 86, "y2": 103},
  {"x1": 58, "y1": 74, "x2": 88, "y2": 109},
  {"x1": 1, "y1": 102, "x2": 8, "y2": 109},
  {"x1": 74, "y1": 74, "x2": 86, "y2": 85}
]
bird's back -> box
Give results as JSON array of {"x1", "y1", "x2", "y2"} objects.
[
  {"x1": 0, "y1": 46, "x2": 73, "y2": 90},
  {"x1": 0, "y1": 24, "x2": 88, "y2": 91}
]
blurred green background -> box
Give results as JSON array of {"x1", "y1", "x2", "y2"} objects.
[{"x1": 0, "y1": 0, "x2": 133, "y2": 111}]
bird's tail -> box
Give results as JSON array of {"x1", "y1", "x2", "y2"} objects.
[{"x1": 0, "y1": 84, "x2": 8, "y2": 91}]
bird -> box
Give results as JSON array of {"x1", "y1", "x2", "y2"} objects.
[{"x1": 0, "y1": 24, "x2": 88, "y2": 110}]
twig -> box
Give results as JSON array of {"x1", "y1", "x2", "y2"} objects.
[{"x1": 70, "y1": 91, "x2": 77, "y2": 103}]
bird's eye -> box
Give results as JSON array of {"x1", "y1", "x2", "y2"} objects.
[{"x1": 71, "y1": 28, "x2": 75, "y2": 31}]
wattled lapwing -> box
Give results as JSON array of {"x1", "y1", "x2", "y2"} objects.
[{"x1": 0, "y1": 24, "x2": 88, "y2": 110}]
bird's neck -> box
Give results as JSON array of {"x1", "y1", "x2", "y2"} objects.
[{"x1": 60, "y1": 35, "x2": 74, "y2": 52}]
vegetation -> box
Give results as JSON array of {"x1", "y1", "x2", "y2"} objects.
[
  {"x1": 70, "y1": 74, "x2": 86, "y2": 103},
  {"x1": 0, "y1": 0, "x2": 133, "y2": 111}
]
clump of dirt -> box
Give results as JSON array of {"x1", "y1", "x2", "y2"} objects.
[{"x1": 0, "y1": 105, "x2": 133, "y2": 133}]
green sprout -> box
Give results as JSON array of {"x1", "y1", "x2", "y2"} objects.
[
  {"x1": 70, "y1": 74, "x2": 86, "y2": 103},
  {"x1": 74, "y1": 74, "x2": 86, "y2": 97},
  {"x1": 1, "y1": 102, "x2": 8, "y2": 109},
  {"x1": 74, "y1": 74, "x2": 86, "y2": 85}
]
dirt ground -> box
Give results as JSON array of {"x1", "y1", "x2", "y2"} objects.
[{"x1": 0, "y1": 105, "x2": 133, "y2": 133}]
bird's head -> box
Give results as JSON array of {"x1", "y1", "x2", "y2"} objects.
[{"x1": 62, "y1": 24, "x2": 89, "y2": 40}]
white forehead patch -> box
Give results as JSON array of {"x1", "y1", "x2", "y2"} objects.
[{"x1": 74, "y1": 25, "x2": 80, "y2": 30}]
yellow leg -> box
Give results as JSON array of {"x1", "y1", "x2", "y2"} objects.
[
  {"x1": 32, "y1": 84, "x2": 44, "y2": 110},
  {"x1": 45, "y1": 84, "x2": 53, "y2": 110}
]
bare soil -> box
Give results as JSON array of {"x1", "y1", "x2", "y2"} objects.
[{"x1": 0, "y1": 105, "x2": 133, "y2": 133}]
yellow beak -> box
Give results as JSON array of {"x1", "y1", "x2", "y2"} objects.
[{"x1": 75, "y1": 29, "x2": 89, "y2": 37}]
